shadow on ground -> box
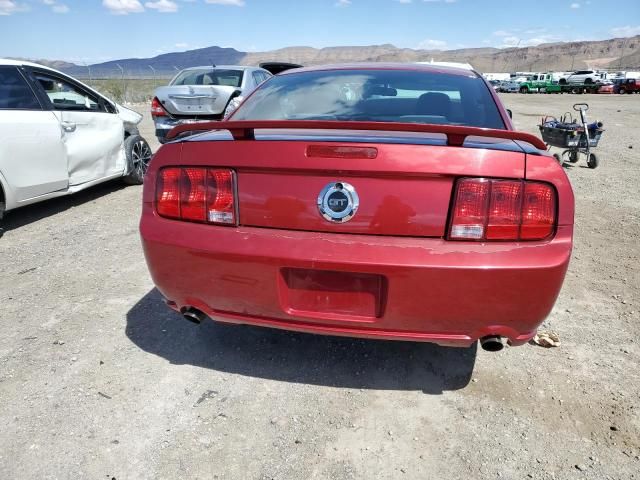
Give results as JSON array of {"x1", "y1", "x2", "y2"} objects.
[
  {"x1": 126, "y1": 289, "x2": 477, "y2": 395},
  {"x1": 1, "y1": 180, "x2": 127, "y2": 234}
]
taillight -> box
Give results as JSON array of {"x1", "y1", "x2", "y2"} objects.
[
  {"x1": 448, "y1": 178, "x2": 556, "y2": 241},
  {"x1": 156, "y1": 167, "x2": 236, "y2": 225},
  {"x1": 151, "y1": 97, "x2": 168, "y2": 117}
]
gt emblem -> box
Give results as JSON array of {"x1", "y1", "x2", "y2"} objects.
[{"x1": 317, "y1": 182, "x2": 359, "y2": 223}]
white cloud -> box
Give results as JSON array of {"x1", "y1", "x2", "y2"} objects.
[
  {"x1": 0, "y1": 0, "x2": 28, "y2": 15},
  {"x1": 525, "y1": 35, "x2": 559, "y2": 46},
  {"x1": 42, "y1": 0, "x2": 68, "y2": 12},
  {"x1": 102, "y1": 0, "x2": 144, "y2": 14},
  {"x1": 175, "y1": 42, "x2": 189, "y2": 48},
  {"x1": 501, "y1": 36, "x2": 520, "y2": 48},
  {"x1": 492, "y1": 30, "x2": 510, "y2": 37},
  {"x1": 395, "y1": 0, "x2": 412, "y2": 3},
  {"x1": 497, "y1": 33, "x2": 560, "y2": 48},
  {"x1": 570, "y1": 2, "x2": 580, "y2": 8},
  {"x1": 423, "y1": 0, "x2": 457, "y2": 2},
  {"x1": 335, "y1": 0, "x2": 351, "y2": 6},
  {"x1": 610, "y1": 25, "x2": 640, "y2": 37},
  {"x1": 205, "y1": 0, "x2": 245, "y2": 6},
  {"x1": 145, "y1": 0, "x2": 178, "y2": 12},
  {"x1": 417, "y1": 39, "x2": 447, "y2": 49}
]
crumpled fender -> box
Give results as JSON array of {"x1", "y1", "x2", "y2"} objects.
[{"x1": 116, "y1": 103, "x2": 143, "y2": 134}]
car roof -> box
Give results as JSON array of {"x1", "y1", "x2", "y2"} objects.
[
  {"x1": 0, "y1": 57, "x2": 54, "y2": 69},
  {"x1": 278, "y1": 62, "x2": 480, "y2": 78},
  {"x1": 178, "y1": 65, "x2": 260, "y2": 72}
]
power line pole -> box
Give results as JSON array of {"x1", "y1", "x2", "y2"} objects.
[
  {"x1": 116, "y1": 64, "x2": 125, "y2": 103},
  {"x1": 83, "y1": 62, "x2": 92, "y2": 85},
  {"x1": 148, "y1": 65, "x2": 157, "y2": 87}
]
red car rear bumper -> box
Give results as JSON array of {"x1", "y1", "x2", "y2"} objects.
[{"x1": 141, "y1": 210, "x2": 572, "y2": 347}]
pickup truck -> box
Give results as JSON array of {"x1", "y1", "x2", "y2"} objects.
[
  {"x1": 518, "y1": 73, "x2": 555, "y2": 93},
  {"x1": 618, "y1": 78, "x2": 640, "y2": 94}
]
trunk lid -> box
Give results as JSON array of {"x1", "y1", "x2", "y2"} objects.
[
  {"x1": 154, "y1": 85, "x2": 237, "y2": 116},
  {"x1": 181, "y1": 133, "x2": 527, "y2": 238}
]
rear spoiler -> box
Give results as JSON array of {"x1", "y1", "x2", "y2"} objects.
[{"x1": 166, "y1": 120, "x2": 547, "y2": 150}]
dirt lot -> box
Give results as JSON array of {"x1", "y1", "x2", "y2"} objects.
[{"x1": 1, "y1": 94, "x2": 638, "y2": 480}]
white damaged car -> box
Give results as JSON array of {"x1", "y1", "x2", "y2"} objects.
[{"x1": 0, "y1": 59, "x2": 152, "y2": 221}]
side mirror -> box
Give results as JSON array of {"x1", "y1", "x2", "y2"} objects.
[{"x1": 506, "y1": 109, "x2": 512, "y2": 119}]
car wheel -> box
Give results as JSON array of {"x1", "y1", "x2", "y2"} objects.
[
  {"x1": 585, "y1": 78, "x2": 593, "y2": 85},
  {"x1": 619, "y1": 87, "x2": 626, "y2": 95},
  {"x1": 123, "y1": 135, "x2": 153, "y2": 185},
  {"x1": 0, "y1": 199, "x2": 4, "y2": 238},
  {"x1": 520, "y1": 86, "x2": 528, "y2": 94},
  {"x1": 587, "y1": 153, "x2": 599, "y2": 169}
]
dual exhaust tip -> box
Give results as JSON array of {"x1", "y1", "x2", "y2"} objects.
[{"x1": 179, "y1": 305, "x2": 506, "y2": 352}]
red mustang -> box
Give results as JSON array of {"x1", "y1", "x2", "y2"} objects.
[{"x1": 140, "y1": 64, "x2": 574, "y2": 352}]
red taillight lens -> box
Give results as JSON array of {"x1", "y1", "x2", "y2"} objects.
[
  {"x1": 151, "y1": 97, "x2": 167, "y2": 117},
  {"x1": 520, "y1": 182, "x2": 556, "y2": 240},
  {"x1": 180, "y1": 168, "x2": 207, "y2": 221},
  {"x1": 156, "y1": 167, "x2": 180, "y2": 218},
  {"x1": 448, "y1": 178, "x2": 556, "y2": 241},
  {"x1": 449, "y1": 178, "x2": 490, "y2": 240},
  {"x1": 156, "y1": 167, "x2": 236, "y2": 225},
  {"x1": 486, "y1": 180, "x2": 523, "y2": 240},
  {"x1": 206, "y1": 169, "x2": 235, "y2": 224}
]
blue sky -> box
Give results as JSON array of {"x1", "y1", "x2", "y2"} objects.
[{"x1": 1, "y1": 0, "x2": 639, "y2": 63}]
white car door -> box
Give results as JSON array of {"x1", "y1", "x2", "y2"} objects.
[
  {"x1": 30, "y1": 70, "x2": 124, "y2": 186},
  {"x1": 0, "y1": 66, "x2": 68, "y2": 203}
]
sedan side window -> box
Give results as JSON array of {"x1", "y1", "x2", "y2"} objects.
[
  {"x1": 34, "y1": 73, "x2": 102, "y2": 112},
  {"x1": 0, "y1": 67, "x2": 41, "y2": 110}
]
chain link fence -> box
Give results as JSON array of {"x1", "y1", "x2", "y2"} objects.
[{"x1": 70, "y1": 68, "x2": 175, "y2": 104}]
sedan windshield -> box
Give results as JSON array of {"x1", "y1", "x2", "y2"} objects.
[
  {"x1": 231, "y1": 69, "x2": 505, "y2": 129},
  {"x1": 172, "y1": 69, "x2": 244, "y2": 87}
]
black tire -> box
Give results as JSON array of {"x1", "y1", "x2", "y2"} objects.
[
  {"x1": 568, "y1": 151, "x2": 579, "y2": 163},
  {"x1": 520, "y1": 86, "x2": 528, "y2": 94},
  {"x1": 619, "y1": 87, "x2": 626, "y2": 95},
  {"x1": 585, "y1": 78, "x2": 593, "y2": 85},
  {"x1": 559, "y1": 78, "x2": 567, "y2": 85},
  {"x1": 123, "y1": 135, "x2": 153, "y2": 185},
  {"x1": 587, "y1": 153, "x2": 599, "y2": 169},
  {"x1": 0, "y1": 198, "x2": 4, "y2": 239}
]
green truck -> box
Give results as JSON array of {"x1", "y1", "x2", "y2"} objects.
[
  {"x1": 518, "y1": 73, "x2": 557, "y2": 93},
  {"x1": 518, "y1": 72, "x2": 602, "y2": 94}
]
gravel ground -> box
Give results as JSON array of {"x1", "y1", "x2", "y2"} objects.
[{"x1": 0, "y1": 94, "x2": 638, "y2": 480}]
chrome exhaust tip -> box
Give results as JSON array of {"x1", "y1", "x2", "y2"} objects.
[
  {"x1": 480, "y1": 335, "x2": 505, "y2": 352},
  {"x1": 180, "y1": 307, "x2": 207, "y2": 325}
]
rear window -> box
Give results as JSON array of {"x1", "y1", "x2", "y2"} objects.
[
  {"x1": 0, "y1": 67, "x2": 40, "y2": 110},
  {"x1": 231, "y1": 69, "x2": 505, "y2": 129},
  {"x1": 172, "y1": 69, "x2": 244, "y2": 87}
]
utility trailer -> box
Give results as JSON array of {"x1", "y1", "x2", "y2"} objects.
[{"x1": 544, "y1": 83, "x2": 602, "y2": 94}]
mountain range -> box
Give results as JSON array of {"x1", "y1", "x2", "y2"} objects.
[{"x1": 41, "y1": 35, "x2": 640, "y2": 77}]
